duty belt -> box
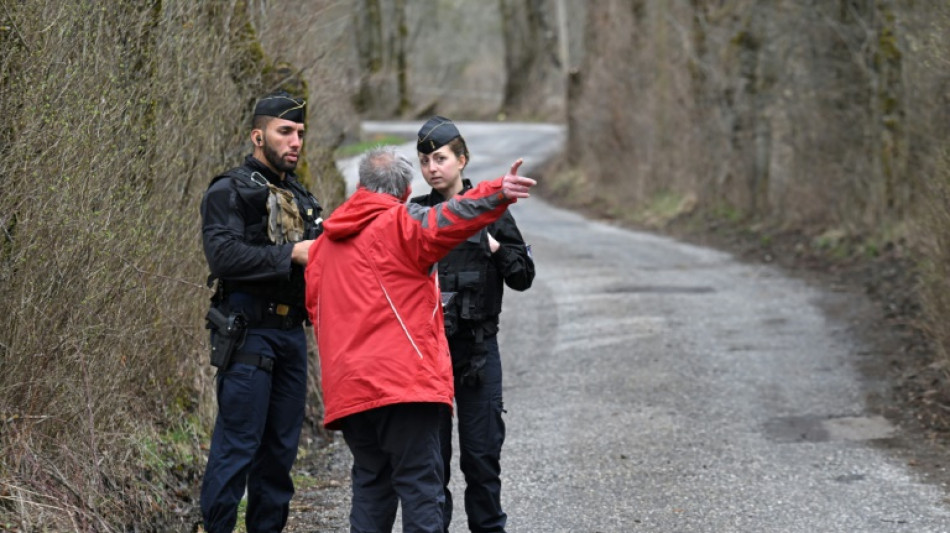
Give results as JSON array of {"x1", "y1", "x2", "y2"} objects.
[
  {"x1": 254, "y1": 301, "x2": 307, "y2": 330},
  {"x1": 219, "y1": 289, "x2": 308, "y2": 330}
]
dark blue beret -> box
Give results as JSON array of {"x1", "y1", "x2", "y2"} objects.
[
  {"x1": 417, "y1": 116, "x2": 460, "y2": 154},
  {"x1": 254, "y1": 91, "x2": 306, "y2": 123}
]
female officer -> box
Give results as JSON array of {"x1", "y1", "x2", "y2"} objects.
[{"x1": 411, "y1": 116, "x2": 535, "y2": 533}]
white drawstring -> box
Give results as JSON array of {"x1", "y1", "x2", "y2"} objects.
[{"x1": 378, "y1": 279, "x2": 424, "y2": 359}]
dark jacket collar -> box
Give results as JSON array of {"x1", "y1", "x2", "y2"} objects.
[
  {"x1": 244, "y1": 154, "x2": 293, "y2": 184},
  {"x1": 422, "y1": 178, "x2": 473, "y2": 204}
]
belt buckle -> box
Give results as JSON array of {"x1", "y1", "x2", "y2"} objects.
[{"x1": 274, "y1": 303, "x2": 290, "y2": 317}]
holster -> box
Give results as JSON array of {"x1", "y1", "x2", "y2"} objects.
[
  {"x1": 205, "y1": 307, "x2": 247, "y2": 369},
  {"x1": 455, "y1": 271, "x2": 483, "y2": 320},
  {"x1": 440, "y1": 270, "x2": 482, "y2": 338},
  {"x1": 441, "y1": 291, "x2": 459, "y2": 337}
]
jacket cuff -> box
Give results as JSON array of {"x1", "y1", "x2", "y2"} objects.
[{"x1": 491, "y1": 244, "x2": 515, "y2": 269}]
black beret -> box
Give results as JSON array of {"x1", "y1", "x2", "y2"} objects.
[
  {"x1": 254, "y1": 91, "x2": 306, "y2": 123},
  {"x1": 417, "y1": 116, "x2": 461, "y2": 154}
]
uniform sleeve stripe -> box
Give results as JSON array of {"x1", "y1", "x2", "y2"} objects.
[
  {"x1": 407, "y1": 202, "x2": 430, "y2": 227},
  {"x1": 405, "y1": 186, "x2": 504, "y2": 229},
  {"x1": 438, "y1": 196, "x2": 499, "y2": 228}
]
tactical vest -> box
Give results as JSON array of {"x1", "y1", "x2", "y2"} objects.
[
  {"x1": 208, "y1": 165, "x2": 323, "y2": 306},
  {"x1": 438, "y1": 229, "x2": 504, "y2": 325},
  {"x1": 411, "y1": 187, "x2": 505, "y2": 338}
]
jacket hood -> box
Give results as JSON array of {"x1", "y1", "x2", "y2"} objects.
[{"x1": 323, "y1": 187, "x2": 400, "y2": 241}]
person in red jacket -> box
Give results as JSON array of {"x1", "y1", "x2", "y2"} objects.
[{"x1": 305, "y1": 146, "x2": 536, "y2": 532}]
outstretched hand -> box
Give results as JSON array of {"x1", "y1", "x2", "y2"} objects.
[{"x1": 501, "y1": 158, "x2": 537, "y2": 200}]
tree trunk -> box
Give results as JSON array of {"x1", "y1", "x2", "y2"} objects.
[
  {"x1": 395, "y1": 0, "x2": 409, "y2": 116},
  {"x1": 352, "y1": 0, "x2": 383, "y2": 113},
  {"x1": 499, "y1": 0, "x2": 562, "y2": 118}
]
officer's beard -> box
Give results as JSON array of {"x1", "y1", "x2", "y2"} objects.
[{"x1": 263, "y1": 142, "x2": 298, "y2": 174}]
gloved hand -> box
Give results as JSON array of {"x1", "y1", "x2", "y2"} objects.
[{"x1": 460, "y1": 354, "x2": 486, "y2": 387}]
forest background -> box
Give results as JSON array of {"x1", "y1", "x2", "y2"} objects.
[{"x1": 2, "y1": 1, "x2": 950, "y2": 530}]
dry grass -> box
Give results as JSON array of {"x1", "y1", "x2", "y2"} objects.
[
  {"x1": 0, "y1": 1, "x2": 346, "y2": 529},
  {"x1": 917, "y1": 149, "x2": 950, "y2": 367}
]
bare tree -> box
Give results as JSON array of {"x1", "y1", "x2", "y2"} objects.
[
  {"x1": 499, "y1": 0, "x2": 564, "y2": 119},
  {"x1": 352, "y1": 0, "x2": 384, "y2": 114},
  {"x1": 395, "y1": 0, "x2": 410, "y2": 115},
  {"x1": 351, "y1": 0, "x2": 410, "y2": 117}
]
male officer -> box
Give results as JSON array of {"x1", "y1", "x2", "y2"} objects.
[{"x1": 199, "y1": 91, "x2": 323, "y2": 532}]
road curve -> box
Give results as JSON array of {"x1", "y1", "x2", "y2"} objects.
[{"x1": 316, "y1": 121, "x2": 950, "y2": 532}]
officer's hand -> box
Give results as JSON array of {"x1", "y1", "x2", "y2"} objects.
[
  {"x1": 487, "y1": 232, "x2": 500, "y2": 253},
  {"x1": 501, "y1": 158, "x2": 536, "y2": 200},
  {"x1": 292, "y1": 240, "x2": 314, "y2": 265}
]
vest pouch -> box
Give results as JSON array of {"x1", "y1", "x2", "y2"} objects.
[
  {"x1": 266, "y1": 183, "x2": 305, "y2": 244},
  {"x1": 441, "y1": 291, "x2": 459, "y2": 337},
  {"x1": 232, "y1": 175, "x2": 270, "y2": 244},
  {"x1": 456, "y1": 271, "x2": 483, "y2": 320}
]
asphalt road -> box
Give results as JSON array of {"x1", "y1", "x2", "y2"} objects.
[{"x1": 316, "y1": 121, "x2": 950, "y2": 532}]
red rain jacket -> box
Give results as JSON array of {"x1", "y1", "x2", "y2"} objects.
[{"x1": 306, "y1": 177, "x2": 514, "y2": 429}]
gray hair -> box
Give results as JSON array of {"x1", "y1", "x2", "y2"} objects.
[{"x1": 358, "y1": 146, "x2": 414, "y2": 198}]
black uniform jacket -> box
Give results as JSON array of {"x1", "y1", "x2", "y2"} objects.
[
  {"x1": 411, "y1": 179, "x2": 534, "y2": 336},
  {"x1": 201, "y1": 155, "x2": 322, "y2": 307}
]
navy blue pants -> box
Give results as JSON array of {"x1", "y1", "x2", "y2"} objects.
[
  {"x1": 441, "y1": 335, "x2": 507, "y2": 533},
  {"x1": 200, "y1": 301, "x2": 308, "y2": 533},
  {"x1": 341, "y1": 403, "x2": 447, "y2": 533}
]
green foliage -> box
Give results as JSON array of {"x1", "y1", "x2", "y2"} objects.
[
  {"x1": 812, "y1": 228, "x2": 847, "y2": 251},
  {"x1": 874, "y1": 10, "x2": 902, "y2": 69},
  {"x1": 711, "y1": 205, "x2": 744, "y2": 224},
  {"x1": 631, "y1": 189, "x2": 697, "y2": 228},
  {"x1": 336, "y1": 134, "x2": 412, "y2": 158}
]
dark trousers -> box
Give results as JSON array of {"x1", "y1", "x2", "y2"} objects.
[
  {"x1": 441, "y1": 335, "x2": 507, "y2": 533},
  {"x1": 341, "y1": 403, "x2": 447, "y2": 533},
  {"x1": 200, "y1": 325, "x2": 308, "y2": 533}
]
